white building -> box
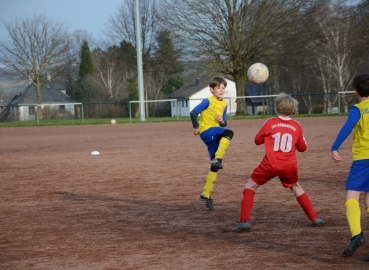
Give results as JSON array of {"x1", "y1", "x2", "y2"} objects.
[
  {"x1": 1, "y1": 82, "x2": 78, "y2": 121},
  {"x1": 168, "y1": 76, "x2": 237, "y2": 117}
]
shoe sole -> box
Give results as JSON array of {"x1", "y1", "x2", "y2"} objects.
[
  {"x1": 312, "y1": 222, "x2": 324, "y2": 227},
  {"x1": 232, "y1": 227, "x2": 250, "y2": 232},
  {"x1": 232, "y1": 223, "x2": 251, "y2": 232}
]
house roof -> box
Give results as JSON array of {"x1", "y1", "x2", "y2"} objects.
[
  {"x1": 168, "y1": 76, "x2": 216, "y2": 99},
  {"x1": 8, "y1": 82, "x2": 75, "y2": 105}
]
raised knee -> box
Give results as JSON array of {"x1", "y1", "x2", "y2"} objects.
[{"x1": 223, "y1": 130, "x2": 234, "y2": 140}]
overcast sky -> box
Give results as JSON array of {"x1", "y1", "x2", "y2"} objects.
[{"x1": 0, "y1": 0, "x2": 123, "y2": 42}]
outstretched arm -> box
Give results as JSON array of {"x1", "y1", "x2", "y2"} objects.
[
  {"x1": 190, "y1": 99, "x2": 210, "y2": 135},
  {"x1": 331, "y1": 106, "x2": 360, "y2": 162}
]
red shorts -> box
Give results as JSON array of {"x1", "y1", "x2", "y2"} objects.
[{"x1": 250, "y1": 162, "x2": 298, "y2": 188}]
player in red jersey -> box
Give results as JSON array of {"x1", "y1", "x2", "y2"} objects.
[{"x1": 232, "y1": 93, "x2": 324, "y2": 232}]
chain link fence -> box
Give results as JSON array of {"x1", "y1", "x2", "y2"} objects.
[{"x1": 0, "y1": 91, "x2": 357, "y2": 123}]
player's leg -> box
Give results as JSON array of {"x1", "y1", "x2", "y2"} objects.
[
  {"x1": 199, "y1": 165, "x2": 219, "y2": 210},
  {"x1": 346, "y1": 190, "x2": 362, "y2": 237},
  {"x1": 288, "y1": 180, "x2": 324, "y2": 226},
  {"x1": 240, "y1": 178, "x2": 260, "y2": 221},
  {"x1": 343, "y1": 190, "x2": 365, "y2": 257},
  {"x1": 342, "y1": 162, "x2": 368, "y2": 257},
  {"x1": 212, "y1": 129, "x2": 234, "y2": 168},
  {"x1": 232, "y1": 178, "x2": 258, "y2": 232},
  {"x1": 363, "y1": 192, "x2": 369, "y2": 261},
  {"x1": 198, "y1": 132, "x2": 220, "y2": 209},
  {"x1": 232, "y1": 164, "x2": 270, "y2": 232}
]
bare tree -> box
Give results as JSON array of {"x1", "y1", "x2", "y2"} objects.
[
  {"x1": 92, "y1": 47, "x2": 127, "y2": 101},
  {"x1": 0, "y1": 14, "x2": 70, "y2": 118},
  {"x1": 305, "y1": 1, "x2": 357, "y2": 113},
  {"x1": 105, "y1": 0, "x2": 159, "y2": 54},
  {"x1": 58, "y1": 30, "x2": 95, "y2": 99},
  {"x1": 161, "y1": 0, "x2": 310, "y2": 115}
]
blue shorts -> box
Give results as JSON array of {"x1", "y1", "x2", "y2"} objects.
[
  {"x1": 200, "y1": 127, "x2": 226, "y2": 159},
  {"x1": 346, "y1": 160, "x2": 369, "y2": 192}
]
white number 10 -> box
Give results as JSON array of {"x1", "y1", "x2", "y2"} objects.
[{"x1": 272, "y1": 132, "x2": 292, "y2": 152}]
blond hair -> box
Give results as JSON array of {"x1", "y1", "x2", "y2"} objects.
[{"x1": 275, "y1": 93, "x2": 298, "y2": 116}]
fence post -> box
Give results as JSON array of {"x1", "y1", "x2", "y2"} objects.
[
  {"x1": 36, "y1": 105, "x2": 39, "y2": 126},
  {"x1": 129, "y1": 101, "x2": 132, "y2": 123},
  {"x1": 81, "y1": 104, "x2": 84, "y2": 124}
]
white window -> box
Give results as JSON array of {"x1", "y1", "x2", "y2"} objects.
[{"x1": 29, "y1": 106, "x2": 35, "y2": 115}]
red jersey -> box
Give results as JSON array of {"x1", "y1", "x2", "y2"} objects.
[{"x1": 254, "y1": 116, "x2": 307, "y2": 172}]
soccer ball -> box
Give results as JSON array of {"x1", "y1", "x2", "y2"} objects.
[{"x1": 247, "y1": 63, "x2": 269, "y2": 84}]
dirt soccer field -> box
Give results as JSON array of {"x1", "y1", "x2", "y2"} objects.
[{"x1": 2, "y1": 116, "x2": 369, "y2": 270}]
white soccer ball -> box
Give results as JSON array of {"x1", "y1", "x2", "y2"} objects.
[
  {"x1": 247, "y1": 63, "x2": 269, "y2": 84},
  {"x1": 91, "y1": 151, "x2": 100, "y2": 156},
  {"x1": 111, "y1": 119, "x2": 116, "y2": 124}
]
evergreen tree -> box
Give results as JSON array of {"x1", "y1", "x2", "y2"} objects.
[
  {"x1": 78, "y1": 40, "x2": 94, "y2": 79},
  {"x1": 119, "y1": 40, "x2": 137, "y2": 71},
  {"x1": 75, "y1": 40, "x2": 94, "y2": 101},
  {"x1": 153, "y1": 29, "x2": 184, "y2": 96},
  {"x1": 154, "y1": 29, "x2": 183, "y2": 75}
]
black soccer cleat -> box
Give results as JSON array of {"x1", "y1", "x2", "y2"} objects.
[
  {"x1": 342, "y1": 232, "x2": 365, "y2": 257},
  {"x1": 210, "y1": 158, "x2": 223, "y2": 169},
  {"x1": 232, "y1": 221, "x2": 251, "y2": 232},
  {"x1": 199, "y1": 194, "x2": 214, "y2": 210}
]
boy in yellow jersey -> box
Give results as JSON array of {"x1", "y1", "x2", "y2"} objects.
[
  {"x1": 190, "y1": 76, "x2": 234, "y2": 210},
  {"x1": 332, "y1": 74, "x2": 369, "y2": 259}
]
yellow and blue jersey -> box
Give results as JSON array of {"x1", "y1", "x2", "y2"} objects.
[
  {"x1": 352, "y1": 99, "x2": 369, "y2": 160},
  {"x1": 332, "y1": 99, "x2": 369, "y2": 161},
  {"x1": 193, "y1": 96, "x2": 228, "y2": 133}
]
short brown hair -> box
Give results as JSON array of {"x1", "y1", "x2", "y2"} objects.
[
  {"x1": 275, "y1": 93, "x2": 298, "y2": 116},
  {"x1": 352, "y1": 74, "x2": 369, "y2": 97},
  {"x1": 209, "y1": 76, "x2": 227, "y2": 88}
]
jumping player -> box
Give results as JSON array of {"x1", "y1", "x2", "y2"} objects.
[
  {"x1": 190, "y1": 76, "x2": 234, "y2": 210},
  {"x1": 232, "y1": 93, "x2": 324, "y2": 232},
  {"x1": 331, "y1": 74, "x2": 369, "y2": 258}
]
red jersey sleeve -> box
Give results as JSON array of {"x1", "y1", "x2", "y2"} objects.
[
  {"x1": 296, "y1": 130, "x2": 307, "y2": 152},
  {"x1": 254, "y1": 120, "x2": 267, "y2": 145}
]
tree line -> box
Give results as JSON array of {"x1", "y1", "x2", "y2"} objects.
[{"x1": 0, "y1": 0, "x2": 368, "y2": 117}]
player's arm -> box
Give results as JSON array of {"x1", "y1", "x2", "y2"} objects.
[
  {"x1": 254, "y1": 125, "x2": 266, "y2": 145},
  {"x1": 331, "y1": 106, "x2": 360, "y2": 159},
  {"x1": 190, "y1": 99, "x2": 210, "y2": 135},
  {"x1": 190, "y1": 110, "x2": 200, "y2": 134},
  {"x1": 331, "y1": 107, "x2": 360, "y2": 151},
  {"x1": 296, "y1": 133, "x2": 308, "y2": 152},
  {"x1": 218, "y1": 105, "x2": 228, "y2": 127},
  {"x1": 254, "y1": 119, "x2": 269, "y2": 145}
]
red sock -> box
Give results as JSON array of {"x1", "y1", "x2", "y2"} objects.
[
  {"x1": 296, "y1": 193, "x2": 318, "y2": 221},
  {"x1": 240, "y1": 188, "x2": 255, "y2": 222}
]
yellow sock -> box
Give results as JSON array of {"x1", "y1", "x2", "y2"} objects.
[
  {"x1": 345, "y1": 199, "x2": 361, "y2": 237},
  {"x1": 215, "y1": 137, "x2": 230, "y2": 159},
  {"x1": 202, "y1": 171, "x2": 217, "y2": 198}
]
